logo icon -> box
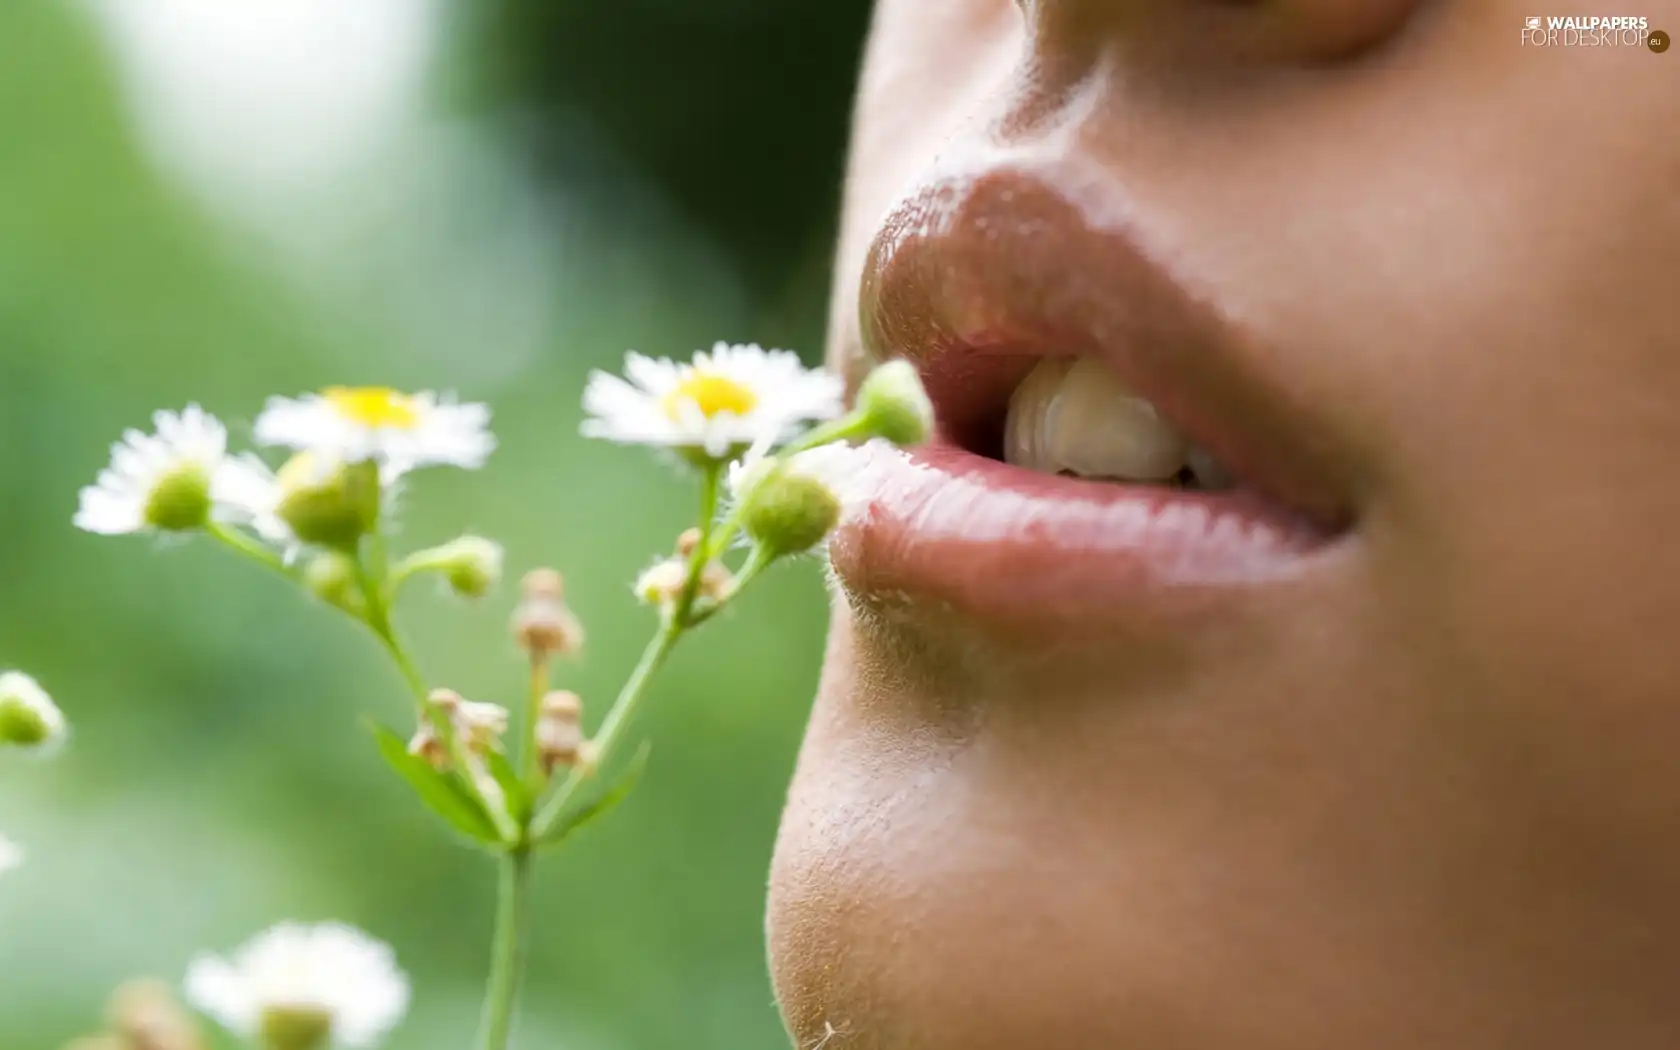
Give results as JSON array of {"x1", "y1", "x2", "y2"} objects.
[
  {"x1": 1650, "y1": 28, "x2": 1671, "y2": 51},
  {"x1": 1525, "y1": 16, "x2": 1542, "y2": 28}
]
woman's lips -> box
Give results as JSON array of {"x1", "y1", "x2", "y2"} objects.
[
  {"x1": 831, "y1": 161, "x2": 1359, "y2": 632},
  {"x1": 860, "y1": 162, "x2": 1358, "y2": 530},
  {"x1": 826, "y1": 440, "x2": 1335, "y2": 632}
]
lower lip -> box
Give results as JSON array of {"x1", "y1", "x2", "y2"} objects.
[{"x1": 826, "y1": 442, "x2": 1341, "y2": 632}]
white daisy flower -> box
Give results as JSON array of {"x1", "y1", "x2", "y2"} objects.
[
  {"x1": 75, "y1": 405, "x2": 273, "y2": 535},
  {"x1": 0, "y1": 834, "x2": 23, "y2": 874},
  {"x1": 581, "y1": 342, "x2": 843, "y2": 458},
  {"x1": 255, "y1": 387, "x2": 494, "y2": 476},
  {"x1": 185, "y1": 922, "x2": 409, "y2": 1050},
  {"x1": 0, "y1": 671, "x2": 68, "y2": 754}
]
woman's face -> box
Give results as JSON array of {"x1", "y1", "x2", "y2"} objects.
[{"x1": 767, "y1": 1, "x2": 1680, "y2": 1047}]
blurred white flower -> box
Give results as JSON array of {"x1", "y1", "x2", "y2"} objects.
[
  {"x1": 0, "y1": 834, "x2": 22, "y2": 874},
  {"x1": 256, "y1": 387, "x2": 493, "y2": 477},
  {"x1": 185, "y1": 922, "x2": 409, "y2": 1050},
  {"x1": 581, "y1": 343, "x2": 842, "y2": 458},
  {"x1": 75, "y1": 405, "x2": 276, "y2": 535},
  {"x1": 0, "y1": 671, "x2": 69, "y2": 754},
  {"x1": 90, "y1": 0, "x2": 438, "y2": 201}
]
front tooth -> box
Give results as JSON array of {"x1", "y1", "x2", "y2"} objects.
[{"x1": 1005, "y1": 357, "x2": 1187, "y2": 480}]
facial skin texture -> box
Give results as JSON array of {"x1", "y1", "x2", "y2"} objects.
[{"x1": 767, "y1": 1, "x2": 1680, "y2": 1048}]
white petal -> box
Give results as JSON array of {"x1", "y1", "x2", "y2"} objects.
[
  {"x1": 184, "y1": 955, "x2": 258, "y2": 1035},
  {"x1": 623, "y1": 352, "x2": 679, "y2": 395}
]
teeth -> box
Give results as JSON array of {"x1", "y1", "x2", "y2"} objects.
[{"x1": 1004, "y1": 357, "x2": 1189, "y2": 481}]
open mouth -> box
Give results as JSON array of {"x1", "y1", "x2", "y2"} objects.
[{"x1": 824, "y1": 162, "x2": 1359, "y2": 631}]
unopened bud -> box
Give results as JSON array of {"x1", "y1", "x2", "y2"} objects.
[
  {"x1": 456, "y1": 699, "x2": 509, "y2": 754},
  {"x1": 535, "y1": 690, "x2": 590, "y2": 774},
  {"x1": 633, "y1": 559, "x2": 688, "y2": 607},
  {"x1": 512, "y1": 569, "x2": 584, "y2": 656},
  {"x1": 274, "y1": 452, "x2": 380, "y2": 552},
  {"x1": 143, "y1": 464, "x2": 213, "y2": 532},
  {"x1": 524, "y1": 567, "x2": 563, "y2": 598},
  {"x1": 399, "y1": 536, "x2": 503, "y2": 600},
  {"x1": 439, "y1": 536, "x2": 502, "y2": 599},
  {"x1": 0, "y1": 672, "x2": 66, "y2": 754},
  {"x1": 407, "y1": 724, "x2": 446, "y2": 769},
  {"x1": 414, "y1": 689, "x2": 507, "y2": 761},
  {"x1": 303, "y1": 552, "x2": 361, "y2": 614},
  {"x1": 854, "y1": 359, "x2": 934, "y2": 446},
  {"x1": 736, "y1": 461, "x2": 841, "y2": 558},
  {"x1": 637, "y1": 548, "x2": 733, "y2": 608},
  {"x1": 675, "y1": 528, "x2": 702, "y2": 557},
  {"x1": 109, "y1": 978, "x2": 207, "y2": 1050},
  {"x1": 700, "y1": 562, "x2": 733, "y2": 601}
]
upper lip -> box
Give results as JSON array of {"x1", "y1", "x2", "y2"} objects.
[{"x1": 858, "y1": 161, "x2": 1354, "y2": 530}]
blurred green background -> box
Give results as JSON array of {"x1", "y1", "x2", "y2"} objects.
[{"x1": 0, "y1": 0, "x2": 873, "y2": 1046}]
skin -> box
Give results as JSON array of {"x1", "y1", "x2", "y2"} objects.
[{"x1": 766, "y1": 1, "x2": 1680, "y2": 1048}]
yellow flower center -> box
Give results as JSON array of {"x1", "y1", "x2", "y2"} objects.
[
  {"x1": 662, "y1": 372, "x2": 758, "y2": 422},
  {"x1": 324, "y1": 386, "x2": 420, "y2": 429}
]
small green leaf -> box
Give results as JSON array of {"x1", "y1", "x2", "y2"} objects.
[
  {"x1": 536, "y1": 743, "x2": 652, "y2": 850},
  {"x1": 368, "y1": 722, "x2": 501, "y2": 845},
  {"x1": 482, "y1": 748, "x2": 530, "y2": 824}
]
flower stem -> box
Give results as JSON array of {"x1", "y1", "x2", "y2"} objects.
[
  {"x1": 521, "y1": 653, "x2": 549, "y2": 790},
  {"x1": 476, "y1": 847, "x2": 534, "y2": 1050},
  {"x1": 781, "y1": 411, "x2": 870, "y2": 456},
  {"x1": 530, "y1": 461, "x2": 723, "y2": 838},
  {"x1": 206, "y1": 522, "x2": 291, "y2": 577},
  {"x1": 355, "y1": 547, "x2": 518, "y2": 843},
  {"x1": 530, "y1": 616, "x2": 679, "y2": 837},
  {"x1": 685, "y1": 543, "x2": 777, "y2": 628}
]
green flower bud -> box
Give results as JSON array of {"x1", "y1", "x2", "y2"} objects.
[
  {"x1": 393, "y1": 536, "x2": 504, "y2": 600},
  {"x1": 0, "y1": 672, "x2": 66, "y2": 753},
  {"x1": 275, "y1": 453, "x2": 380, "y2": 552},
  {"x1": 437, "y1": 536, "x2": 503, "y2": 599},
  {"x1": 854, "y1": 359, "x2": 934, "y2": 446},
  {"x1": 143, "y1": 463, "x2": 213, "y2": 531},
  {"x1": 737, "y1": 460, "x2": 842, "y2": 558},
  {"x1": 260, "y1": 1005, "x2": 332, "y2": 1050},
  {"x1": 303, "y1": 551, "x2": 362, "y2": 614}
]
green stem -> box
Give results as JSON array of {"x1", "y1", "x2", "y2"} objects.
[
  {"x1": 355, "y1": 549, "x2": 518, "y2": 843},
  {"x1": 520, "y1": 654, "x2": 549, "y2": 790},
  {"x1": 206, "y1": 522, "x2": 291, "y2": 576},
  {"x1": 685, "y1": 544, "x2": 777, "y2": 628},
  {"x1": 476, "y1": 848, "x2": 533, "y2": 1050},
  {"x1": 780, "y1": 411, "x2": 870, "y2": 456},
  {"x1": 352, "y1": 557, "x2": 427, "y2": 704},
  {"x1": 531, "y1": 616, "x2": 679, "y2": 837},
  {"x1": 530, "y1": 462, "x2": 723, "y2": 837}
]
